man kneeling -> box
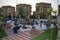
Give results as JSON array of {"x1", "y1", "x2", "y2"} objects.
[{"x1": 13, "y1": 25, "x2": 21, "y2": 34}]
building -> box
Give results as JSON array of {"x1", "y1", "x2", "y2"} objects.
[
  {"x1": 16, "y1": 4, "x2": 31, "y2": 19},
  {"x1": 36, "y1": 2, "x2": 51, "y2": 14},
  {"x1": 1, "y1": 6, "x2": 15, "y2": 18},
  {"x1": 0, "y1": 8, "x2": 3, "y2": 19},
  {"x1": 0, "y1": 8, "x2": 1, "y2": 13},
  {"x1": 0, "y1": 8, "x2": 3, "y2": 15},
  {"x1": 58, "y1": 5, "x2": 60, "y2": 15},
  {"x1": 33, "y1": 2, "x2": 51, "y2": 19},
  {"x1": 33, "y1": 11, "x2": 38, "y2": 19}
]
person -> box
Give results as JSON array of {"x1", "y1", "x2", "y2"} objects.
[
  {"x1": 13, "y1": 25, "x2": 21, "y2": 34},
  {"x1": 14, "y1": 19, "x2": 19, "y2": 26},
  {"x1": 40, "y1": 21, "x2": 43, "y2": 28},
  {"x1": 12, "y1": 19, "x2": 20, "y2": 34},
  {"x1": 36, "y1": 21, "x2": 38, "y2": 25}
]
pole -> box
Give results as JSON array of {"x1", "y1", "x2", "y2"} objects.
[
  {"x1": 15, "y1": 0, "x2": 18, "y2": 19},
  {"x1": 15, "y1": 0, "x2": 17, "y2": 11}
]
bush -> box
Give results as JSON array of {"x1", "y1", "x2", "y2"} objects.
[
  {"x1": 40, "y1": 14, "x2": 47, "y2": 19},
  {"x1": 0, "y1": 23, "x2": 7, "y2": 38}
]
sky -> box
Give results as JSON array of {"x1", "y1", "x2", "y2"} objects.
[{"x1": 0, "y1": 0, "x2": 60, "y2": 14}]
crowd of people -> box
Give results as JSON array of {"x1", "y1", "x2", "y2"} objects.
[{"x1": 3, "y1": 17, "x2": 55, "y2": 34}]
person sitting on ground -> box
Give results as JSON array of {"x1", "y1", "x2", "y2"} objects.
[{"x1": 14, "y1": 19, "x2": 18, "y2": 26}]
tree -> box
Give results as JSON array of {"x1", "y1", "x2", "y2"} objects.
[
  {"x1": 39, "y1": 13, "x2": 47, "y2": 19},
  {"x1": 47, "y1": 7, "x2": 53, "y2": 28},
  {"x1": 53, "y1": 10, "x2": 57, "y2": 19},
  {"x1": 47, "y1": 8, "x2": 57, "y2": 23},
  {"x1": 47, "y1": 8, "x2": 57, "y2": 40}
]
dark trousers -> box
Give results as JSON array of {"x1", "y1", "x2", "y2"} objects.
[
  {"x1": 13, "y1": 30, "x2": 18, "y2": 34},
  {"x1": 13, "y1": 26, "x2": 20, "y2": 34},
  {"x1": 13, "y1": 27, "x2": 18, "y2": 34}
]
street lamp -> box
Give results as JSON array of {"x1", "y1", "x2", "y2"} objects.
[{"x1": 15, "y1": 0, "x2": 17, "y2": 11}]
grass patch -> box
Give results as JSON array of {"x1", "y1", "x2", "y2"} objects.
[
  {"x1": 52, "y1": 27, "x2": 58, "y2": 40},
  {"x1": 0, "y1": 23, "x2": 7, "y2": 38},
  {"x1": 32, "y1": 27, "x2": 58, "y2": 40}
]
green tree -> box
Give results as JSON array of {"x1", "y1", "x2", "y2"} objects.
[
  {"x1": 47, "y1": 7, "x2": 53, "y2": 28},
  {"x1": 47, "y1": 7, "x2": 53, "y2": 15},
  {"x1": 47, "y1": 8, "x2": 57, "y2": 28},
  {"x1": 40, "y1": 13, "x2": 46, "y2": 19}
]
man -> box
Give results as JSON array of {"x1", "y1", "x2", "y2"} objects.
[
  {"x1": 13, "y1": 20, "x2": 21, "y2": 34},
  {"x1": 13, "y1": 25, "x2": 21, "y2": 34}
]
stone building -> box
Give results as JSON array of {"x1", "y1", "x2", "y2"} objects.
[
  {"x1": 0, "y1": 8, "x2": 3, "y2": 19},
  {"x1": 33, "y1": 2, "x2": 51, "y2": 19},
  {"x1": 1, "y1": 6, "x2": 15, "y2": 18},
  {"x1": 16, "y1": 4, "x2": 31, "y2": 19},
  {"x1": 58, "y1": 5, "x2": 60, "y2": 15},
  {"x1": 0, "y1": 8, "x2": 3, "y2": 15},
  {"x1": 33, "y1": 11, "x2": 38, "y2": 19}
]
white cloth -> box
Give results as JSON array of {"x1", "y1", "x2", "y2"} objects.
[
  {"x1": 10, "y1": 21, "x2": 16, "y2": 29},
  {"x1": 18, "y1": 24, "x2": 23, "y2": 27},
  {"x1": 25, "y1": 25, "x2": 32, "y2": 28},
  {"x1": 6, "y1": 20, "x2": 12, "y2": 23},
  {"x1": 33, "y1": 24, "x2": 42, "y2": 30},
  {"x1": 50, "y1": 24, "x2": 54, "y2": 28},
  {"x1": 20, "y1": 27, "x2": 31, "y2": 32},
  {"x1": 42, "y1": 23, "x2": 47, "y2": 30}
]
